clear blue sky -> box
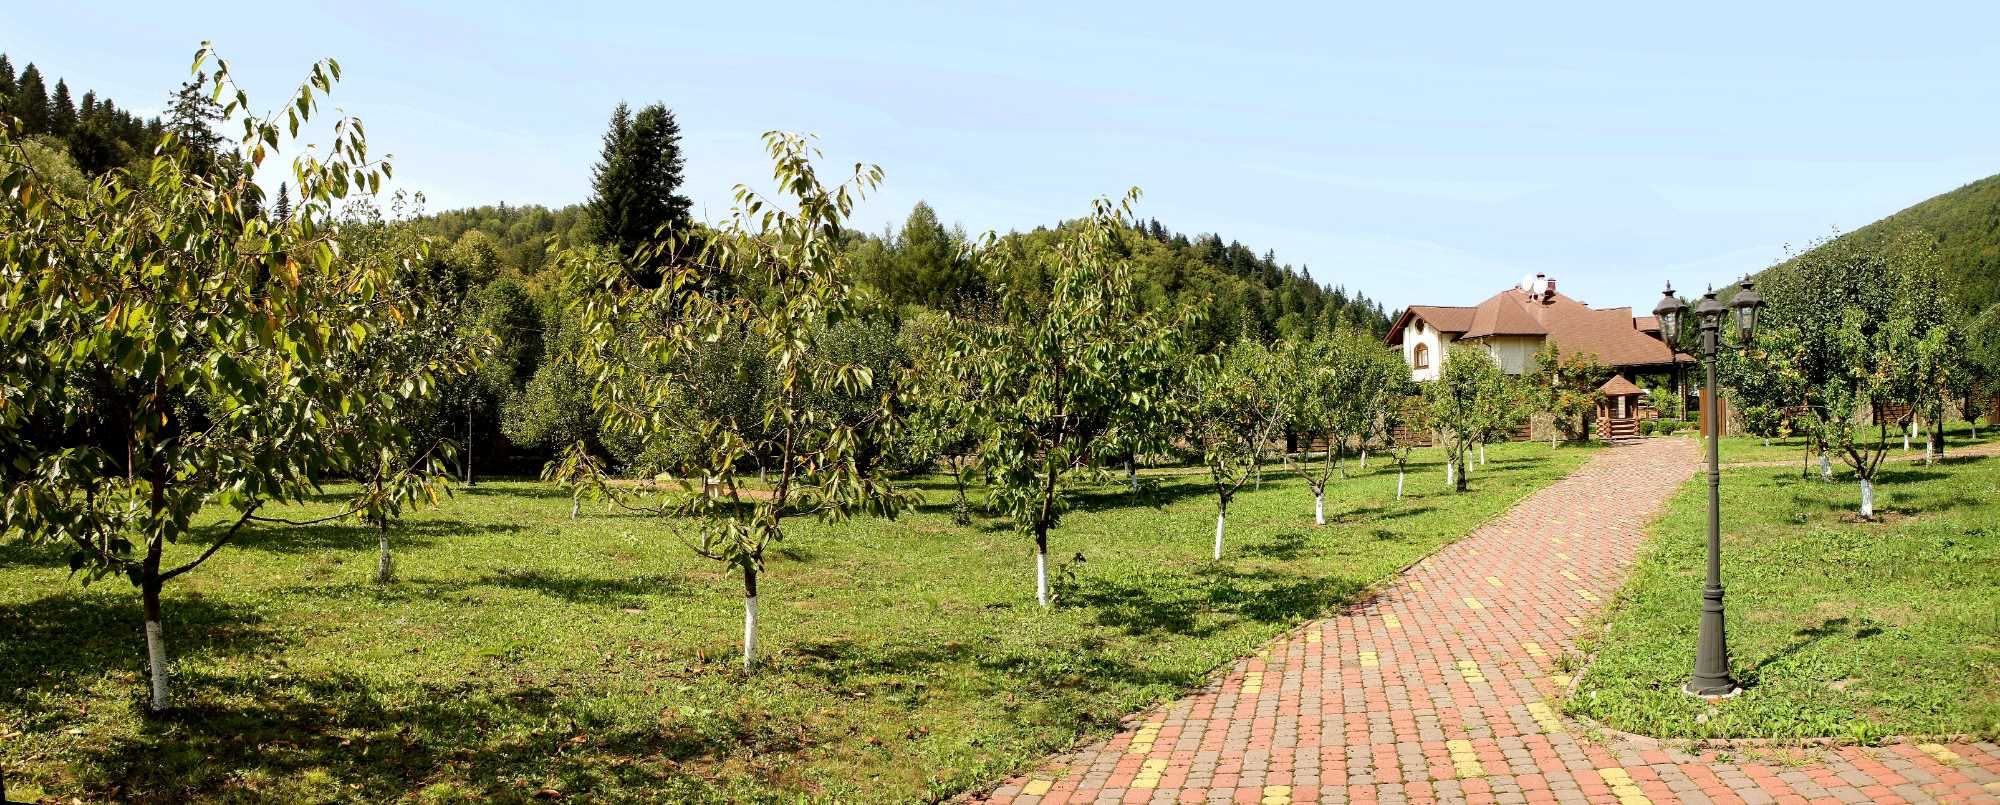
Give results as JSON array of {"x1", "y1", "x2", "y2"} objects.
[{"x1": 11, "y1": 2, "x2": 1999, "y2": 313}]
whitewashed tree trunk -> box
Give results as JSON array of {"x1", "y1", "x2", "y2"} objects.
[
  {"x1": 1127, "y1": 460, "x2": 1138, "y2": 491},
  {"x1": 1396, "y1": 471, "x2": 1406, "y2": 500},
  {"x1": 1819, "y1": 451, "x2": 1832, "y2": 481},
  {"x1": 145, "y1": 617, "x2": 169, "y2": 711},
  {"x1": 742, "y1": 595, "x2": 759, "y2": 670},
  {"x1": 1904, "y1": 422, "x2": 1912, "y2": 451},
  {"x1": 1313, "y1": 490, "x2": 1326, "y2": 526},
  {"x1": 1359, "y1": 450, "x2": 1368, "y2": 470},
  {"x1": 1478, "y1": 443, "x2": 1486, "y2": 466},
  {"x1": 1446, "y1": 459, "x2": 1455, "y2": 487},
  {"x1": 571, "y1": 498, "x2": 580, "y2": 519},
  {"x1": 1035, "y1": 547, "x2": 1048, "y2": 608},
  {"x1": 374, "y1": 522, "x2": 393, "y2": 584},
  {"x1": 1859, "y1": 478, "x2": 1874, "y2": 519},
  {"x1": 1212, "y1": 506, "x2": 1227, "y2": 560},
  {"x1": 1925, "y1": 436, "x2": 1934, "y2": 465}
]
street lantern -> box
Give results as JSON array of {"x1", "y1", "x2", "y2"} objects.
[
  {"x1": 1729, "y1": 276, "x2": 1764, "y2": 342},
  {"x1": 1662, "y1": 278, "x2": 1767, "y2": 699},
  {"x1": 1653, "y1": 283, "x2": 1685, "y2": 344}
]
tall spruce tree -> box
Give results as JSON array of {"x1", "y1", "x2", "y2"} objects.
[
  {"x1": 0, "y1": 55, "x2": 15, "y2": 105},
  {"x1": 166, "y1": 73, "x2": 224, "y2": 174},
  {"x1": 49, "y1": 79, "x2": 76, "y2": 136},
  {"x1": 13, "y1": 64, "x2": 48, "y2": 133},
  {"x1": 586, "y1": 101, "x2": 692, "y2": 274}
]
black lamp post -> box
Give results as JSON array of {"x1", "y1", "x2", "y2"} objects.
[{"x1": 1653, "y1": 277, "x2": 1764, "y2": 698}]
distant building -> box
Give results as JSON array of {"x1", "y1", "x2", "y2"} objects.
[{"x1": 1385, "y1": 274, "x2": 1686, "y2": 381}]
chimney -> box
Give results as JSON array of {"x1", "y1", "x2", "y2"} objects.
[{"x1": 1541, "y1": 276, "x2": 1557, "y2": 303}]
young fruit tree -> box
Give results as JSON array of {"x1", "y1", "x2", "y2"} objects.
[
  {"x1": 562, "y1": 133, "x2": 907, "y2": 669},
  {"x1": 1384, "y1": 393, "x2": 1431, "y2": 501},
  {"x1": 1188, "y1": 341, "x2": 1285, "y2": 557},
  {"x1": 0, "y1": 48, "x2": 460, "y2": 711},
  {"x1": 899, "y1": 310, "x2": 987, "y2": 524},
  {"x1": 1426, "y1": 348, "x2": 1507, "y2": 493},
  {"x1": 1523, "y1": 342, "x2": 1606, "y2": 447},
  {"x1": 1280, "y1": 331, "x2": 1397, "y2": 525},
  {"x1": 969, "y1": 190, "x2": 1186, "y2": 606}
]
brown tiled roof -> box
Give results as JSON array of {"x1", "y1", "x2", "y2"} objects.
[
  {"x1": 1453, "y1": 288, "x2": 1684, "y2": 369},
  {"x1": 1384, "y1": 305, "x2": 1476, "y2": 345},
  {"x1": 1599, "y1": 374, "x2": 1645, "y2": 396},
  {"x1": 1633, "y1": 316, "x2": 1660, "y2": 332}
]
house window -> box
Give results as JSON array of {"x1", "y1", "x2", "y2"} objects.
[{"x1": 1413, "y1": 343, "x2": 1430, "y2": 369}]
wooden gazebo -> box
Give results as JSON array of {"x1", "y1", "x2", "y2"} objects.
[{"x1": 1596, "y1": 374, "x2": 1646, "y2": 440}]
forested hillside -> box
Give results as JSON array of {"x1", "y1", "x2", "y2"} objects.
[{"x1": 1770, "y1": 173, "x2": 2000, "y2": 316}]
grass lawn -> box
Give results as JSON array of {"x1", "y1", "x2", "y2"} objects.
[
  {"x1": 1709, "y1": 420, "x2": 1992, "y2": 466},
  {"x1": 2, "y1": 441, "x2": 1592, "y2": 803},
  {"x1": 1567, "y1": 452, "x2": 2000, "y2": 743}
]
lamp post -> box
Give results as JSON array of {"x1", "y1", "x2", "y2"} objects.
[{"x1": 1653, "y1": 277, "x2": 1764, "y2": 698}]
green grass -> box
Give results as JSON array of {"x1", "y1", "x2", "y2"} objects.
[
  {"x1": 1568, "y1": 452, "x2": 2000, "y2": 742},
  {"x1": 1705, "y1": 420, "x2": 1991, "y2": 466},
  {"x1": 2, "y1": 441, "x2": 1592, "y2": 803}
]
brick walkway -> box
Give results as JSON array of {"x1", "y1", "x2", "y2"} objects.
[{"x1": 979, "y1": 438, "x2": 2000, "y2": 804}]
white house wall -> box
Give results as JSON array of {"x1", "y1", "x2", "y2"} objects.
[
  {"x1": 1402, "y1": 322, "x2": 1454, "y2": 381},
  {"x1": 1476, "y1": 335, "x2": 1542, "y2": 375}
]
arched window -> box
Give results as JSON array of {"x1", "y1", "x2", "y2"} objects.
[{"x1": 1413, "y1": 343, "x2": 1430, "y2": 369}]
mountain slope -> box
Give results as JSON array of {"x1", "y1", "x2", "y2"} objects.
[{"x1": 1778, "y1": 174, "x2": 2000, "y2": 314}]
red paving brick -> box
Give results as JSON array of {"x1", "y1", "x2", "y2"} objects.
[{"x1": 976, "y1": 439, "x2": 2000, "y2": 804}]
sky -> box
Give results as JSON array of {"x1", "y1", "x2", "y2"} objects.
[{"x1": 10, "y1": 2, "x2": 2000, "y2": 314}]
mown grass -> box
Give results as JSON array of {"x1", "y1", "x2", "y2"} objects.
[
  {"x1": 1568, "y1": 452, "x2": 2000, "y2": 743},
  {"x1": 1709, "y1": 420, "x2": 1991, "y2": 466},
  {"x1": 1, "y1": 441, "x2": 1591, "y2": 804}
]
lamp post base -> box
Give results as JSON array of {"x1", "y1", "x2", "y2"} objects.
[{"x1": 1682, "y1": 678, "x2": 1742, "y2": 699}]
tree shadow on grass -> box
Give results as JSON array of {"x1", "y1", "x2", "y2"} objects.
[
  {"x1": 1740, "y1": 616, "x2": 1884, "y2": 688},
  {"x1": 1063, "y1": 564, "x2": 1365, "y2": 639},
  {"x1": 477, "y1": 567, "x2": 688, "y2": 606},
  {"x1": 229, "y1": 519, "x2": 527, "y2": 555},
  {"x1": 64, "y1": 669, "x2": 779, "y2": 802},
  {"x1": 0, "y1": 592, "x2": 272, "y2": 715}
]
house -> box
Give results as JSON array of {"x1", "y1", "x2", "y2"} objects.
[{"x1": 1385, "y1": 274, "x2": 1686, "y2": 382}]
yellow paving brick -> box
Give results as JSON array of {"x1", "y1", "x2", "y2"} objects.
[
  {"x1": 1305, "y1": 629, "x2": 1322, "y2": 644},
  {"x1": 1526, "y1": 700, "x2": 1564, "y2": 733},
  {"x1": 1462, "y1": 597, "x2": 1485, "y2": 610},
  {"x1": 1410, "y1": 580, "x2": 1426, "y2": 591},
  {"x1": 1564, "y1": 616, "x2": 1582, "y2": 627},
  {"x1": 1132, "y1": 756, "x2": 1168, "y2": 788},
  {"x1": 1022, "y1": 778, "x2": 1053, "y2": 796},
  {"x1": 1447, "y1": 738, "x2": 1487, "y2": 778},
  {"x1": 1383, "y1": 613, "x2": 1402, "y2": 630},
  {"x1": 1553, "y1": 551, "x2": 1571, "y2": 561},
  {"x1": 1560, "y1": 569, "x2": 1580, "y2": 581},
  {"x1": 1455, "y1": 659, "x2": 1486, "y2": 683},
  {"x1": 1551, "y1": 673, "x2": 1572, "y2": 688},
  {"x1": 1485, "y1": 575, "x2": 1504, "y2": 587},
  {"x1": 1261, "y1": 785, "x2": 1292, "y2": 805},
  {"x1": 1358, "y1": 650, "x2": 1379, "y2": 667},
  {"x1": 1521, "y1": 641, "x2": 1546, "y2": 658},
  {"x1": 1576, "y1": 590, "x2": 1599, "y2": 602},
  {"x1": 1918, "y1": 743, "x2": 1962, "y2": 765},
  {"x1": 1548, "y1": 537, "x2": 1565, "y2": 545}
]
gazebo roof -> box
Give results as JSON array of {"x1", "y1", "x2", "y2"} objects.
[{"x1": 1598, "y1": 374, "x2": 1645, "y2": 397}]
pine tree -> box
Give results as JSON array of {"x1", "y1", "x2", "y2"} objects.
[
  {"x1": 14, "y1": 64, "x2": 49, "y2": 133},
  {"x1": 273, "y1": 183, "x2": 292, "y2": 223},
  {"x1": 586, "y1": 101, "x2": 692, "y2": 274},
  {"x1": 50, "y1": 79, "x2": 76, "y2": 136},
  {"x1": 0, "y1": 55, "x2": 16, "y2": 103},
  {"x1": 166, "y1": 73, "x2": 224, "y2": 174}
]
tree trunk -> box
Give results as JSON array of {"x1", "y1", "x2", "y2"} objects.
[
  {"x1": 142, "y1": 575, "x2": 170, "y2": 713},
  {"x1": 464, "y1": 405, "x2": 476, "y2": 487},
  {"x1": 1313, "y1": 489, "x2": 1325, "y2": 526},
  {"x1": 1859, "y1": 478, "x2": 1874, "y2": 520},
  {"x1": 1034, "y1": 529, "x2": 1049, "y2": 608},
  {"x1": 1904, "y1": 421, "x2": 1912, "y2": 451},
  {"x1": 1359, "y1": 449, "x2": 1367, "y2": 470},
  {"x1": 374, "y1": 520, "x2": 393, "y2": 584},
  {"x1": 741, "y1": 566, "x2": 759, "y2": 670},
  {"x1": 1445, "y1": 458, "x2": 1455, "y2": 488},
  {"x1": 1478, "y1": 442, "x2": 1486, "y2": 466},
  {"x1": 1819, "y1": 451, "x2": 1832, "y2": 481},
  {"x1": 1930, "y1": 424, "x2": 1944, "y2": 461},
  {"x1": 1212, "y1": 499, "x2": 1227, "y2": 560},
  {"x1": 571, "y1": 497, "x2": 580, "y2": 519},
  {"x1": 1396, "y1": 470, "x2": 1406, "y2": 500},
  {"x1": 1127, "y1": 459, "x2": 1138, "y2": 491}
]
